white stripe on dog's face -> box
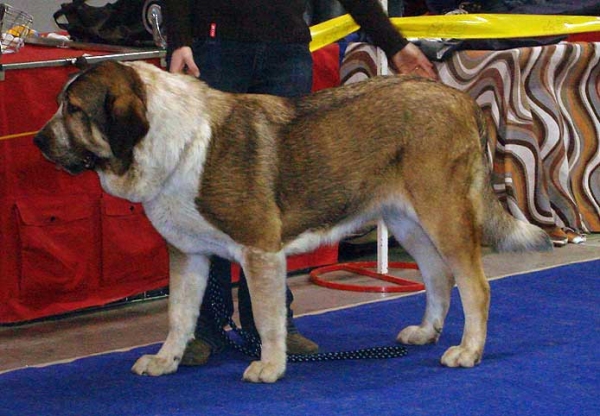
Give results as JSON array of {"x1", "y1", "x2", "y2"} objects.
[
  {"x1": 34, "y1": 102, "x2": 86, "y2": 173},
  {"x1": 47, "y1": 103, "x2": 70, "y2": 148},
  {"x1": 58, "y1": 98, "x2": 113, "y2": 159}
]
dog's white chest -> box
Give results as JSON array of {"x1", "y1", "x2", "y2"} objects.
[
  {"x1": 140, "y1": 154, "x2": 243, "y2": 263},
  {"x1": 143, "y1": 192, "x2": 236, "y2": 259}
]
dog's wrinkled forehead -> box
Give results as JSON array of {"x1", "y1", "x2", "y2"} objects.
[
  {"x1": 60, "y1": 66, "x2": 107, "y2": 110},
  {"x1": 60, "y1": 71, "x2": 84, "y2": 97},
  {"x1": 58, "y1": 61, "x2": 144, "y2": 112},
  {"x1": 54, "y1": 72, "x2": 78, "y2": 108}
]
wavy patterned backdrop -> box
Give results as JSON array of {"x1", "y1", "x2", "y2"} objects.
[{"x1": 341, "y1": 42, "x2": 600, "y2": 243}]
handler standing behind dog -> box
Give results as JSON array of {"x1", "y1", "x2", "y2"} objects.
[{"x1": 164, "y1": 0, "x2": 438, "y2": 365}]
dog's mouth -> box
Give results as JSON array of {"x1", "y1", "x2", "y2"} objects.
[
  {"x1": 43, "y1": 150, "x2": 100, "y2": 175},
  {"x1": 59, "y1": 151, "x2": 99, "y2": 175},
  {"x1": 34, "y1": 131, "x2": 101, "y2": 175}
]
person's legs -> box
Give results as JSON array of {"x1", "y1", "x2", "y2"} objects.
[
  {"x1": 195, "y1": 256, "x2": 233, "y2": 349},
  {"x1": 191, "y1": 39, "x2": 314, "y2": 97},
  {"x1": 183, "y1": 40, "x2": 318, "y2": 365},
  {"x1": 250, "y1": 42, "x2": 314, "y2": 98},
  {"x1": 191, "y1": 38, "x2": 257, "y2": 92},
  {"x1": 242, "y1": 42, "x2": 318, "y2": 353},
  {"x1": 181, "y1": 38, "x2": 258, "y2": 365}
]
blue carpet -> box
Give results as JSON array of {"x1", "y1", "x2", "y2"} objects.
[{"x1": 2, "y1": 260, "x2": 599, "y2": 416}]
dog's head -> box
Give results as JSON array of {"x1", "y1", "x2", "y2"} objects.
[{"x1": 34, "y1": 60, "x2": 149, "y2": 176}]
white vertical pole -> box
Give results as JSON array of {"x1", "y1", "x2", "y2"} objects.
[
  {"x1": 377, "y1": 0, "x2": 390, "y2": 77},
  {"x1": 376, "y1": 0, "x2": 390, "y2": 275},
  {"x1": 377, "y1": 219, "x2": 389, "y2": 274}
]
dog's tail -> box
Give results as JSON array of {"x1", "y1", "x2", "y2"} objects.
[{"x1": 476, "y1": 109, "x2": 553, "y2": 253}]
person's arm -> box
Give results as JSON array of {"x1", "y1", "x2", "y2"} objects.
[
  {"x1": 164, "y1": 0, "x2": 200, "y2": 76},
  {"x1": 339, "y1": 0, "x2": 438, "y2": 80}
]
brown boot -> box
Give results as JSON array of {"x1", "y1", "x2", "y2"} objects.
[
  {"x1": 286, "y1": 332, "x2": 319, "y2": 355},
  {"x1": 180, "y1": 338, "x2": 212, "y2": 366}
]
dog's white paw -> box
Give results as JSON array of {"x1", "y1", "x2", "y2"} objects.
[
  {"x1": 131, "y1": 354, "x2": 179, "y2": 376},
  {"x1": 242, "y1": 360, "x2": 285, "y2": 383},
  {"x1": 397, "y1": 325, "x2": 440, "y2": 345},
  {"x1": 440, "y1": 346, "x2": 482, "y2": 368}
]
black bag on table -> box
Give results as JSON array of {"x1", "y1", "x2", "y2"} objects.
[{"x1": 53, "y1": 0, "x2": 154, "y2": 46}]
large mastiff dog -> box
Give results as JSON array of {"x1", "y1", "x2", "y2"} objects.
[{"x1": 34, "y1": 61, "x2": 551, "y2": 382}]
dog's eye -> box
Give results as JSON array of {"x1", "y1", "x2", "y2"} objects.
[{"x1": 66, "y1": 102, "x2": 81, "y2": 114}]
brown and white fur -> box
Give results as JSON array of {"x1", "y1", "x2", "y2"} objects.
[{"x1": 34, "y1": 60, "x2": 552, "y2": 383}]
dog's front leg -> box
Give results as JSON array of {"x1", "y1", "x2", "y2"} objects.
[
  {"x1": 240, "y1": 248, "x2": 287, "y2": 383},
  {"x1": 132, "y1": 248, "x2": 209, "y2": 376}
]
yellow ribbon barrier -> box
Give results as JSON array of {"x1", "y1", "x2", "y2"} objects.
[
  {"x1": 310, "y1": 14, "x2": 360, "y2": 52},
  {"x1": 310, "y1": 14, "x2": 600, "y2": 51}
]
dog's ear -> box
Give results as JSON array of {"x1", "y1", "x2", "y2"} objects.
[{"x1": 106, "y1": 92, "x2": 149, "y2": 160}]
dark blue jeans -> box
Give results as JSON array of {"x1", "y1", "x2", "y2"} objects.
[
  {"x1": 191, "y1": 38, "x2": 313, "y2": 96},
  {"x1": 190, "y1": 39, "x2": 313, "y2": 349}
]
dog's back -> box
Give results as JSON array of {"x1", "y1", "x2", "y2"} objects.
[{"x1": 196, "y1": 74, "x2": 552, "y2": 258}]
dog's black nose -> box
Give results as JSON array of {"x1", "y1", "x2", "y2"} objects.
[{"x1": 33, "y1": 133, "x2": 47, "y2": 151}]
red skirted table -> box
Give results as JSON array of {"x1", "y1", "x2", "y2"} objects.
[
  {"x1": 0, "y1": 45, "x2": 171, "y2": 323},
  {"x1": 0, "y1": 44, "x2": 340, "y2": 323}
]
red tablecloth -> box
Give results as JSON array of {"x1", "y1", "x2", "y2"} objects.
[
  {"x1": 0, "y1": 44, "x2": 339, "y2": 323},
  {"x1": 1, "y1": 45, "x2": 111, "y2": 136},
  {"x1": 0, "y1": 46, "x2": 170, "y2": 323}
]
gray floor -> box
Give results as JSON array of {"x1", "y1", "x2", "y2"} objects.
[{"x1": 1, "y1": 234, "x2": 599, "y2": 374}]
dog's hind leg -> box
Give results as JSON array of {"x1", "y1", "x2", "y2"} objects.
[
  {"x1": 438, "y1": 245, "x2": 489, "y2": 367},
  {"x1": 240, "y1": 248, "x2": 287, "y2": 383},
  {"x1": 132, "y1": 248, "x2": 209, "y2": 376},
  {"x1": 385, "y1": 215, "x2": 455, "y2": 346},
  {"x1": 412, "y1": 201, "x2": 490, "y2": 368}
]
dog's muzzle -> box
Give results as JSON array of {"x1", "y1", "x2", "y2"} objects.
[
  {"x1": 33, "y1": 132, "x2": 50, "y2": 154},
  {"x1": 33, "y1": 131, "x2": 99, "y2": 175}
]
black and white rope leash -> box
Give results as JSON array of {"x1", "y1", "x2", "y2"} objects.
[{"x1": 205, "y1": 276, "x2": 408, "y2": 362}]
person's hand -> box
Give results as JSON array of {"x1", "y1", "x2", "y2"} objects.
[
  {"x1": 169, "y1": 46, "x2": 200, "y2": 78},
  {"x1": 391, "y1": 43, "x2": 438, "y2": 81}
]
